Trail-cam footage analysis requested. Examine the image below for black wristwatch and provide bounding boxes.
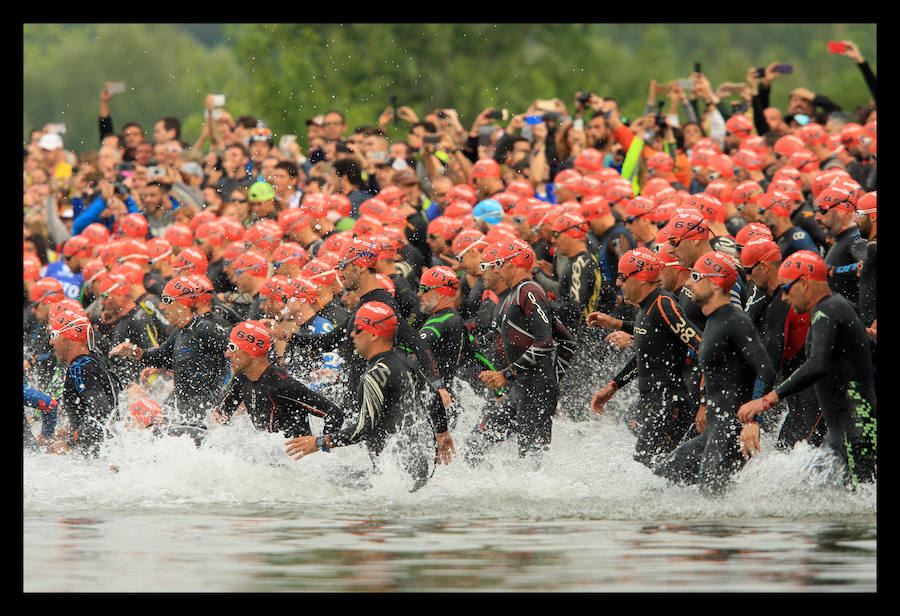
[316,435,330,452]
[502,367,517,381]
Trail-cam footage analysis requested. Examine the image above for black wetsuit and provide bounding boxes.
[135,292,172,341]
[143,270,167,298]
[207,257,236,294]
[328,348,438,492]
[747,285,824,449]
[142,314,230,423]
[791,204,827,255]
[654,302,775,494]
[825,225,869,310]
[612,286,703,466]
[857,239,876,328]
[458,274,485,322]
[774,225,820,260]
[774,293,876,485]
[396,244,426,288]
[390,273,425,324]
[288,287,448,435]
[62,352,120,457]
[216,363,343,438]
[551,249,606,331]
[466,278,567,460]
[98,304,162,386]
[586,223,634,290]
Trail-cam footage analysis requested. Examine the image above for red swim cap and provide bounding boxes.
[229,320,272,357]
[692,251,738,290]
[779,250,827,282]
[129,398,164,427]
[173,247,208,275]
[419,266,459,297]
[739,238,781,269]
[354,301,398,338]
[618,247,660,282]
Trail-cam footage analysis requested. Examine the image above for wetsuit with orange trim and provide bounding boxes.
[611,286,702,466]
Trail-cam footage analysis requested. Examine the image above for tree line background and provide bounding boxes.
[24,23,876,154]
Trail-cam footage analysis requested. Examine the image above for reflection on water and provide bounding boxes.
[24,515,875,592]
[23,405,876,592]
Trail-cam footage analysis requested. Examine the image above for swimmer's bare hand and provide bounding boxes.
[285,435,318,460]
[695,404,707,434]
[591,383,616,415]
[740,422,760,460]
[435,431,456,465]
[586,312,621,329]
[605,331,633,349]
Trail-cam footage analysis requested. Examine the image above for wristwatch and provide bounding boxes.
[502,367,517,382]
[315,435,330,452]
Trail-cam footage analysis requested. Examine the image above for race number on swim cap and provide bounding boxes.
[230,320,272,357]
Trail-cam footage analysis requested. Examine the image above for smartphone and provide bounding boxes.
[524,114,544,125]
[694,62,702,74]
[107,81,126,95]
[756,67,766,78]
[535,99,556,112]
[677,79,695,91]
[146,165,166,178]
[203,109,223,121]
[423,134,442,145]
[827,41,847,53]
[486,109,509,121]
[573,118,584,131]
[279,135,297,151]
[212,94,226,107]
[774,64,793,74]
[390,94,398,126]
[46,123,66,135]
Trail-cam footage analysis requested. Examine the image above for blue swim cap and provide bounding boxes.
[473,199,503,224]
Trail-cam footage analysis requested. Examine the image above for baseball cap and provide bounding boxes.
[39,133,63,151]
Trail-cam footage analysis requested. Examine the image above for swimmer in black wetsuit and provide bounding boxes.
[738,250,876,486]
[589,248,703,467]
[470,239,574,462]
[109,275,230,424]
[213,320,343,438]
[285,301,446,491]
[739,239,824,449]
[815,185,869,309]
[287,239,456,462]
[47,307,120,457]
[653,251,776,495]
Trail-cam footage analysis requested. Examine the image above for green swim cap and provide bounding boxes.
[248,181,275,203]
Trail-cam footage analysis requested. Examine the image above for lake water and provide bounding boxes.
[23,393,877,592]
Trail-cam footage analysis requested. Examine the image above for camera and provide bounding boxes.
[576,92,592,105]
[423,134,442,145]
[436,110,447,119]
[486,109,509,121]
[113,181,130,196]
[541,111,562,123]
[115,162,135,173]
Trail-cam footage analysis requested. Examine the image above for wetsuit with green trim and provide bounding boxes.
[141,314,230,424]
[216,363,343,438]
[61,352,120,457]
[327,347,437,492]
[611,286,702,466]
[654,302,776,494]
[773,293,876,486]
